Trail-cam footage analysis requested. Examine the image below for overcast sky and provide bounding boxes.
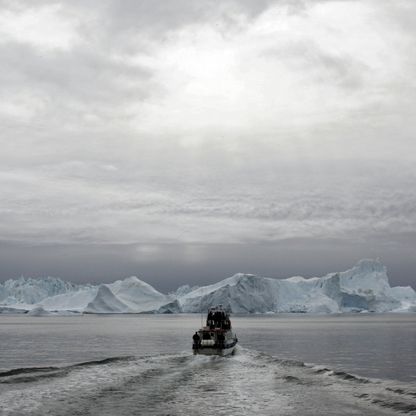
[0,0,415,291]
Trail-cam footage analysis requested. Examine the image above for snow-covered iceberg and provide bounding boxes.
[27,306,52,316]
[85,276,172,313]
[85,285,131,313]
[0,276,81,305]
[177,259,416,313]
[39,286,98,312]
[0,259,415,314]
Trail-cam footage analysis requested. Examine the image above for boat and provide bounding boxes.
[192,305,238,356]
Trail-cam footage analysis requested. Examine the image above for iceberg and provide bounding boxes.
[85,285,131,313]
[85,277,171,313]
[0,259,415,314]
[0,276,81,305]
[27,306,52,316]
[40,287,98,312]
[176,259,416,314]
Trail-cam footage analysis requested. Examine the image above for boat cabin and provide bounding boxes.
[205,305,231,330]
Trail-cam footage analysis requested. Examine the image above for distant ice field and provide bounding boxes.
[0,314,415,416]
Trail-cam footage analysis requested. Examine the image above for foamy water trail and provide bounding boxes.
[0,348,415,416]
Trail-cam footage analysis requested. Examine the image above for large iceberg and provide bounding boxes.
[178,259,416,313]
[85,277,171,313]
[0,259,415,314]
[0,276,81,305]
[40,287,98,312]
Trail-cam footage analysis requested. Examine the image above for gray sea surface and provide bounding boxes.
[0,313,415,415]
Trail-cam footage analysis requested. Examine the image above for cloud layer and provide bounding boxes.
[0,0,415,285]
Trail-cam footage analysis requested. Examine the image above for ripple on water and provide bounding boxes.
[0,349,415,416]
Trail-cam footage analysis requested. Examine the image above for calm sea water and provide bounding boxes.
[0,313,415,415]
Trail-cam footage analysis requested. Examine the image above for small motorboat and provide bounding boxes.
[192,305,238,356]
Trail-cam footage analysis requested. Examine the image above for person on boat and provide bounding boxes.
[217,332,225,348]
[192,332,201,347]
[207,311,214,328]
[214,311,222,327]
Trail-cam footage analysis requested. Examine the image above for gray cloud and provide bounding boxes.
[0,0,415,287]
